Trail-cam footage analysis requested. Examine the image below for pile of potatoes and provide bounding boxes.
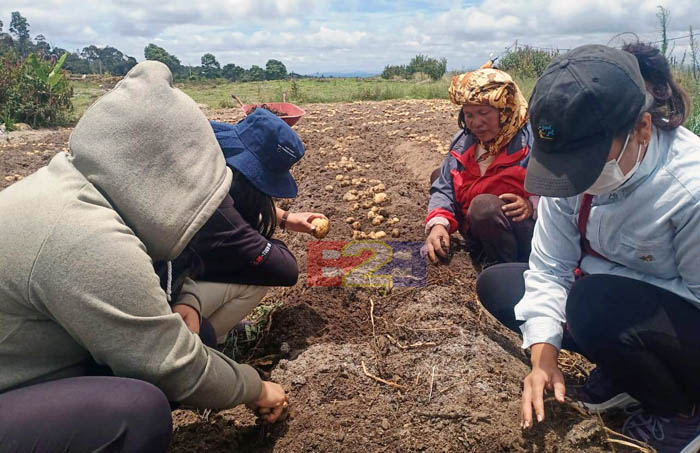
[324,154,401,240]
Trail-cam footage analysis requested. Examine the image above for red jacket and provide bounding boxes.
[426,124,533,234]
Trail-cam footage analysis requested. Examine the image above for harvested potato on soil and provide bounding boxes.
[360,200,374,209]
[373,193,389,204]
[351,221,362,231]
[325,185,334,191]
[350,202,360,211]
[335,175,344,181]
[372,215,384,226]
[371,183,386,193]
[312,218,330,239]
[368,231,387,240]
[345,217,356,224]
[369,179,382,185]
[391,228,401,238]
[343,190,359,201]
[367,211,376,219]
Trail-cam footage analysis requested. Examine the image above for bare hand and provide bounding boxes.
[248,381,289,424]
[286,212,328,235]
[425,224,450,264]
[521,343,565,429]
[499,193,533,222]
[173,304,200,334]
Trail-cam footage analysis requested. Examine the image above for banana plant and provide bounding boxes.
[25,52,67,90]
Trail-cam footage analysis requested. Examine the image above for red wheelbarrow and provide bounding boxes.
[232,93,306,127]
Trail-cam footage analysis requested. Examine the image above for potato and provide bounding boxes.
[352,230,364,240]
[371,183,386,193]
[375,231,387,239]
[325,185,334,192]
[349,202,360,211]
[391,228,401,238]
[367,211,377,219]
[373,193,389,204]
[372,215,384,226]
[335,175,344,181]
[345,217,356,224]
[370,206,380,213]
[360,200,374,209]
[343,191,359,201]
[351,221,362,231]
[369,179,382,185]
[312,218,330,239]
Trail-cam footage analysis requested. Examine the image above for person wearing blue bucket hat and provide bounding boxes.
[154,108,326,349]
[212,108,304,198]
[475,43,700,452]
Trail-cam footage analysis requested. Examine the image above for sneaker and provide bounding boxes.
[622,406,700,453]
[570,367,639,412]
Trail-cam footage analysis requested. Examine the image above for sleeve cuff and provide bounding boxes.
[529,196,540,220]
[173,293,202,322]
[518,316,564,350]
[237,364,264,405]
[425,216,450,235]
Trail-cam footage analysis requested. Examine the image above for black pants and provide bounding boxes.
[0,377,172,453]
[477,263,700,414]
[464,194,535,265]
[429,169,534,265]
[0,318,219,453]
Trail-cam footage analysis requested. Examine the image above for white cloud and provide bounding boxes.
[1,0,697,73]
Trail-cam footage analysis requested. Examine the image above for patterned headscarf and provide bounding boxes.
[448,67,528,156]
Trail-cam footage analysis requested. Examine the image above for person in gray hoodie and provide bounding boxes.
[0,61,287,452]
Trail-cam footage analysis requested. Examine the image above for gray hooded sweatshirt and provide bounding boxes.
[0,61,262,409]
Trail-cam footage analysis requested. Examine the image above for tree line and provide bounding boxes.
[0,11,297,81]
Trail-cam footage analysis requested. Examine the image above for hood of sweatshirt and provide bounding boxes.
[68,61,231,260]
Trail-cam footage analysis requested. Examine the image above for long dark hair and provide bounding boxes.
[623,42,691,131]
[229,169,277,239]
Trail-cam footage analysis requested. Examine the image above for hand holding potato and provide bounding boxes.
[284,212,328,235]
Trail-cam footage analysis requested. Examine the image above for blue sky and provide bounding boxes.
[1,0,696,74]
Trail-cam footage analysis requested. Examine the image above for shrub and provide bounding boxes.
[0,52,73,127]
[498,46,558,79]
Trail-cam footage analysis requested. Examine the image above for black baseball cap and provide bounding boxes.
[525,44,647,197]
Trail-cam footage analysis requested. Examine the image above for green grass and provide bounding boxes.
[70,78,108,120]
[69,76,451,119]
[176,77,451,108]
[69,73,699,136]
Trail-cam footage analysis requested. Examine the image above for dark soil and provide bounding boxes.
[1,100,638,452]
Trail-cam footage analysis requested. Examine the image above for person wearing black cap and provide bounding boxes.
[475,44,699,452]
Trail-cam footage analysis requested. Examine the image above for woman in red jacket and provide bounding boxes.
[425,67,535,269]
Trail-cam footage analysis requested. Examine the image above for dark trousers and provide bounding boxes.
[465,194,535,265]
[0,377,172,453]
[429,169,534,265]
[0,318,219,453]
[477,263,700,414]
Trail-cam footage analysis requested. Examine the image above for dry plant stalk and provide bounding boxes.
[361,360,406,390]
[385,334,437,350]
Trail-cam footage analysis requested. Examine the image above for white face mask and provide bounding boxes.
[585,131,643,196]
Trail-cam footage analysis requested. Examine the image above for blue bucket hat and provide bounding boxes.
[210,108,305,198]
